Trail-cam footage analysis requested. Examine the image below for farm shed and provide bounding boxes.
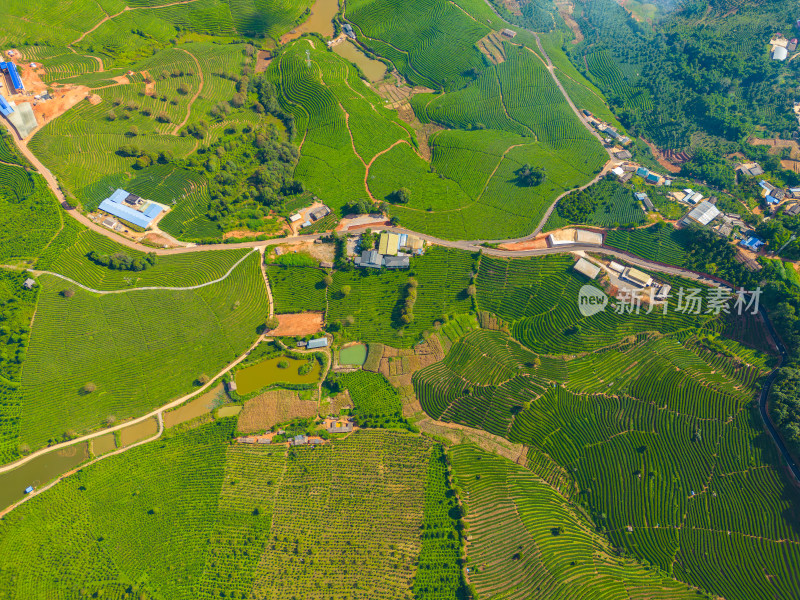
[685,202,720,226]
[645,173,660,184]
[355,249,383,269]
[0,94,13,117]
[378,232,400,256]
[319,261,334,269]
[23,278,36,290]
[636,167,649,178]
[773,46,788,60]
[573,258,600,279]
[0,62,24,91]
[501,28,517,38]
[614,150,632,160]
[98,188,160,229]
[307,337,329,349]
[655,284,671,300]
[226,380,237,392]
[291,434,308,446]
[621,267,652,288]
[383,255,410,269]
[289,213,302,222]
[297,340,308,347]
[342,23,356,39]
[785,203,800,216]
[634,192,654,211]
[608,261,624,273]
[612,166,625,178]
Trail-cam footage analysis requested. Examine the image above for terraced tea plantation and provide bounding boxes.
[409,252,799,600]
[0,424,455,600]
[15,251,269,453]
[450,446,700,599]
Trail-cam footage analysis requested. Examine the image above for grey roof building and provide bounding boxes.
[383,255,410,269]
[356,250,383,269]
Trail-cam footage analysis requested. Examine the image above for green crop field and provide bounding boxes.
[327,246,475,346]
[36,221,251,291]
[269,22,605,240]
[15,251,269,453]
[0,423,457,600]
[407,248,798,600]
[451,445,699,599]
[605,223,691,267]
[544,178,647,231]
[0,163,62,265]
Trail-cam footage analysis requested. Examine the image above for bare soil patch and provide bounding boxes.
[555,0,583,43]
[499,235,549,251]
[238,389,318,433]
[274,239,335,262]
[142,232,182,248]
[87,94,102,105]
[255,51,273,73]
[641,138,682,173]
[477,32,507,65]
[271,312,325,337]
[749,137,800,159]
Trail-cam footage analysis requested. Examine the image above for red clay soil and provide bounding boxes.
[499,236,550,251]
[270,312,324,336]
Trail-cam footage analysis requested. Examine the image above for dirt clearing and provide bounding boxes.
[255,51,272,73]
[270,312,324,336]
[238,389,319,432]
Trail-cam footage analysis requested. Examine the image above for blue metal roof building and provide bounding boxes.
[97,188,160,229]
[307,337,328,349]
[0,62,24,92]
[0,95,13,117]
[143,203,163,219]
[636,167,649,178]
[739,236,764,251]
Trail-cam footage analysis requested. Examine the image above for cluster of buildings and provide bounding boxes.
[611,163,670,186]
[354,231,422,270]
[0,58,25,119]
[236,417,356,447]
[290,204,331,229]
[97,188,164,229]
[573,257,670,297]
[634,191,654,212]
[581,109,631,145]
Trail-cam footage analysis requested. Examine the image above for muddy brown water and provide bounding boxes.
[333,40,386,82]
[118,417,159,447]
[164,383,225,428]
[281,0,339,42]
[0,442,89,511]
[92,433,117,456]
[236,356,321,395]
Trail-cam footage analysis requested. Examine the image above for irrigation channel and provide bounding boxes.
[0,7,796,513]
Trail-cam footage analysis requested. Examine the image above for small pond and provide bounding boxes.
[0,442,89,511]
[339,343,367,366]
[119,417,159,447]
[164,383,225,428]
[333,40,387,82]
[236,356,321,395]
[281,0,339,42]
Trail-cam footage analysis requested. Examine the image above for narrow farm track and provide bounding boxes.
[171,48,204,135]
